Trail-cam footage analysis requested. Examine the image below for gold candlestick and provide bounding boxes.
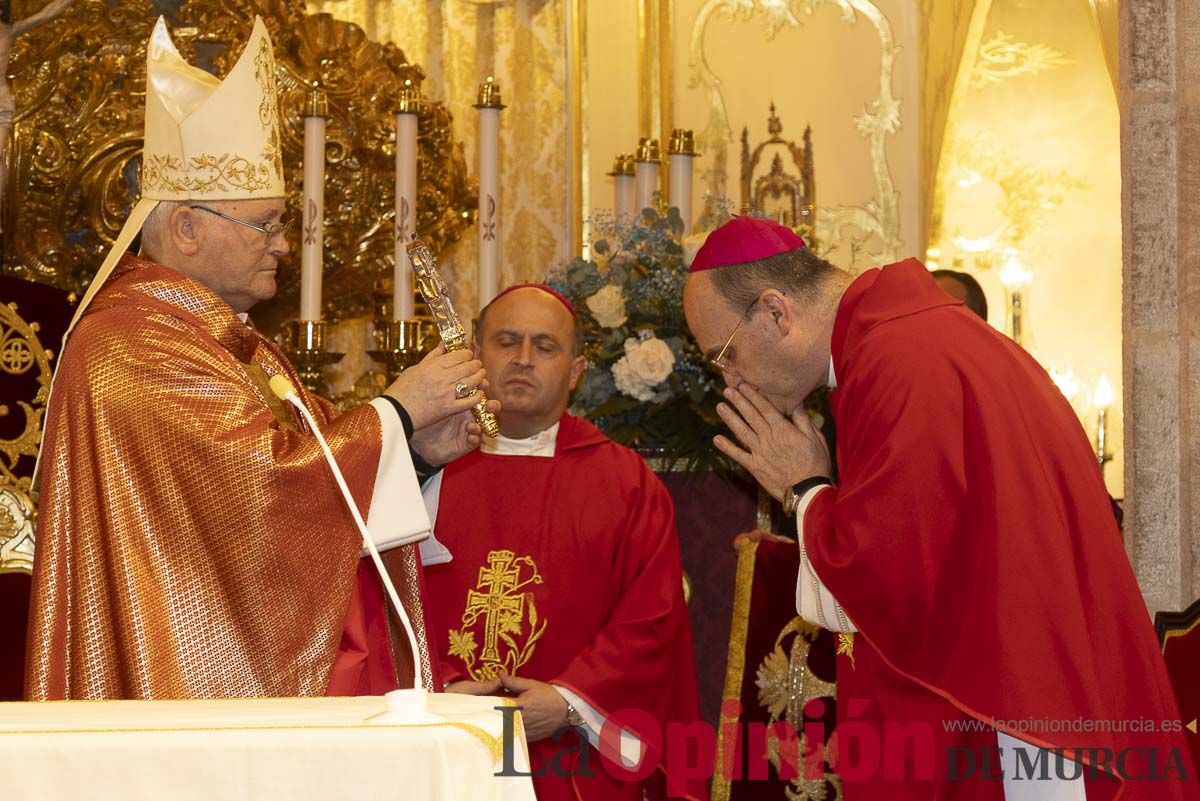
[368,318,435,382]
[1096,408,1112,471]
[287,320,343,395]
[1093,374,1114,474]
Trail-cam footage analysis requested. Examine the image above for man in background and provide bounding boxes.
[932,268,988,320]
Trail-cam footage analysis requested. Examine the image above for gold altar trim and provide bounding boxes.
[711,539,758,801]
[1161,616,1200,651]
[638,0,673,144]
[0,294,57,574]
[569,0,587,256]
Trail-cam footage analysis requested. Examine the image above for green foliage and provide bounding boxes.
[546,207,731,474]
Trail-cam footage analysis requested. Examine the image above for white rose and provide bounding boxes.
[610,335,676,402]
[612,358,655,402]
[625,335,675,386]
[587,284,627,328]
[682,232,709,269]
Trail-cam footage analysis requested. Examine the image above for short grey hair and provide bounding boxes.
[140,200,185,257]
[709,246,837,311]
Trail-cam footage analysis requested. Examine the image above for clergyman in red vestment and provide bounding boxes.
[422,285,707,801]
[683,216,1198,801]
[26,16,492,701]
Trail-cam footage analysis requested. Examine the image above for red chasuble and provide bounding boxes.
[424,414,706,801]
[803,260,1197,800]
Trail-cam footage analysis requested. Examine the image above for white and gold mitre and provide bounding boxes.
[141,15,284,200]
[34,16,288,488]
[68,15,285,332]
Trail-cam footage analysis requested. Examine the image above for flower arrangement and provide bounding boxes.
[545,204,731,472]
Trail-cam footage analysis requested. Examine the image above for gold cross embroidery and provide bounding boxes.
[463,550,527,663]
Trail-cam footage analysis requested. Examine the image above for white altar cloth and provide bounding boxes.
[0,693,535,801]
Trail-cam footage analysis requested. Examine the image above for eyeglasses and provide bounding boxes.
[190,205,292,240]
[709,297,761,372]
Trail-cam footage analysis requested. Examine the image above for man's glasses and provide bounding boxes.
[190,205,292,240]
[709,297,761,372]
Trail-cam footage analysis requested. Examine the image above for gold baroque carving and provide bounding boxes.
[4,0,475,336]
[687,0,901,265]
[0,299,52,575]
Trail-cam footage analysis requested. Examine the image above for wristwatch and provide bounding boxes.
[782,476,833,516]
[564,701,585,728]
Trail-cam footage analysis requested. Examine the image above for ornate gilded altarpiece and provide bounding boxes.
[3,0,476,335]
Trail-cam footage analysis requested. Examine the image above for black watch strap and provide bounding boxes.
[792,475,833,499]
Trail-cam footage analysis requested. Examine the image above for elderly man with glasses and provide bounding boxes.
[26,17,492,702]
[682,216,1196,801]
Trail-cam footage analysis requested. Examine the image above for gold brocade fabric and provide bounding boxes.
[26,254,395,700]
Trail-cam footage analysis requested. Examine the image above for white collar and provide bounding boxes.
[481,421,560,457]
[828,357,838,390]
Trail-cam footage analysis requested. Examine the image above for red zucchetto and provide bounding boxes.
[486,283,577,317]
[688,216,806,273]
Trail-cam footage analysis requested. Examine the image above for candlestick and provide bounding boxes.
[999,250,1033,348]
[608,154,636,221]
[394,80,421,321]
[475,76,505,309]
[667,129,699,236]
[634,137,662,214]
[287,320,343,394]
[300,87,328,322]
[369,319,434,381]
[1094,373,1114,470]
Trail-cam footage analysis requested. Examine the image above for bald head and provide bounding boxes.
[475,287,587,439]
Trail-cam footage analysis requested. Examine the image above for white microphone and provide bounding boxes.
[269,374,426,692]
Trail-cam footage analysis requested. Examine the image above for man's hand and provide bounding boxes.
[385,345,487,430]
[409,393,501,467]
[444,678,503,695]
[714,384,831,502]
[498,674,569,742]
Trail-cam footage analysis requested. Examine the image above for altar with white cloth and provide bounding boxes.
[0,693,535,801]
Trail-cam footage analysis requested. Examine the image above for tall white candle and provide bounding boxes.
[609,153,635,221]
[394,81,420,321]
[667,129,698,236]
[476,76,505,309]
[634,138,662,213]
[668,154,692,232]
[634,154,659,215]
[614,174,635,220]
[300,89,327,322]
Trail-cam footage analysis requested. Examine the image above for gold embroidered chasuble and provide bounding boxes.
[25,253,424,700]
